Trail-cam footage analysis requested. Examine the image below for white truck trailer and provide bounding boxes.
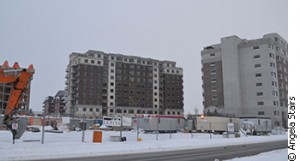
[196,116,240,134]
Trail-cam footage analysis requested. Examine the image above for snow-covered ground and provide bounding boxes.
[0,128,287,161]
[225,149,287,161]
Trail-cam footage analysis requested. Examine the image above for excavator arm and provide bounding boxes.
[0,61,34,133]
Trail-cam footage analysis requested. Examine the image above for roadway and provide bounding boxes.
[41,140,287,161]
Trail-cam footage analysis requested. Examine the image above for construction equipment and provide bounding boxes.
[0,60,34,140]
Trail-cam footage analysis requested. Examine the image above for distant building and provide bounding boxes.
[0,65,31,114]
[65,50,184,118]
[43,90,66,117]
[201,33,288,128]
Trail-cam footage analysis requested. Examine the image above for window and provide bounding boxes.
[257,92,263,96]
[279,82,284,88]
[110,102,114,106]
[210,53,215,57]
[89,108,93,112]
[254,64,261,68]
[91,60,95,64]
[84,59,88,63]
[97,61,101,65]
[211,78,217,83]
[212,95,218,100]
[255,73,262,77]
[253,46,259,50]
[254,55,260,59]
[83,108,86,112]
[211,70,216,74]
[211,85,217,91]
[96,108,99,112]
[256,82,262,86]
[110,82,114,86]
[258,111,265,115]
[110,96,114,99]
[257,102,264,106]
[272,81,277,87]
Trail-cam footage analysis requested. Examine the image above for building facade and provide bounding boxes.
[65,50,184,118]
[43,90,66,117]
[201,33,288,128]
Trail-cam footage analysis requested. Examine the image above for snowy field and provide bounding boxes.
[0,128,287,161]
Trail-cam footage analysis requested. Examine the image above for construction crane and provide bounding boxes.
[0,60,34,140]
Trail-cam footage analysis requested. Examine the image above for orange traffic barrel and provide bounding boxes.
[93,131,102,143]
[28,117,34,125]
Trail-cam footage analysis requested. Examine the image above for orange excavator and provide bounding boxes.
[0,60,34,139]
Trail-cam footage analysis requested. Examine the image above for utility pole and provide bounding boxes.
[41,110,45,144]
[136,118,139,141]
[156,118,159,140]
[120,116,123,139]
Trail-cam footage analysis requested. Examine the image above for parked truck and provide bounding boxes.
[240,116,271,135]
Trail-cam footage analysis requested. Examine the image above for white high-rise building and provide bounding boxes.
[201,33,288,127]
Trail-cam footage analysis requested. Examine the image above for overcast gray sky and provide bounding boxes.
[0,0,287,114]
